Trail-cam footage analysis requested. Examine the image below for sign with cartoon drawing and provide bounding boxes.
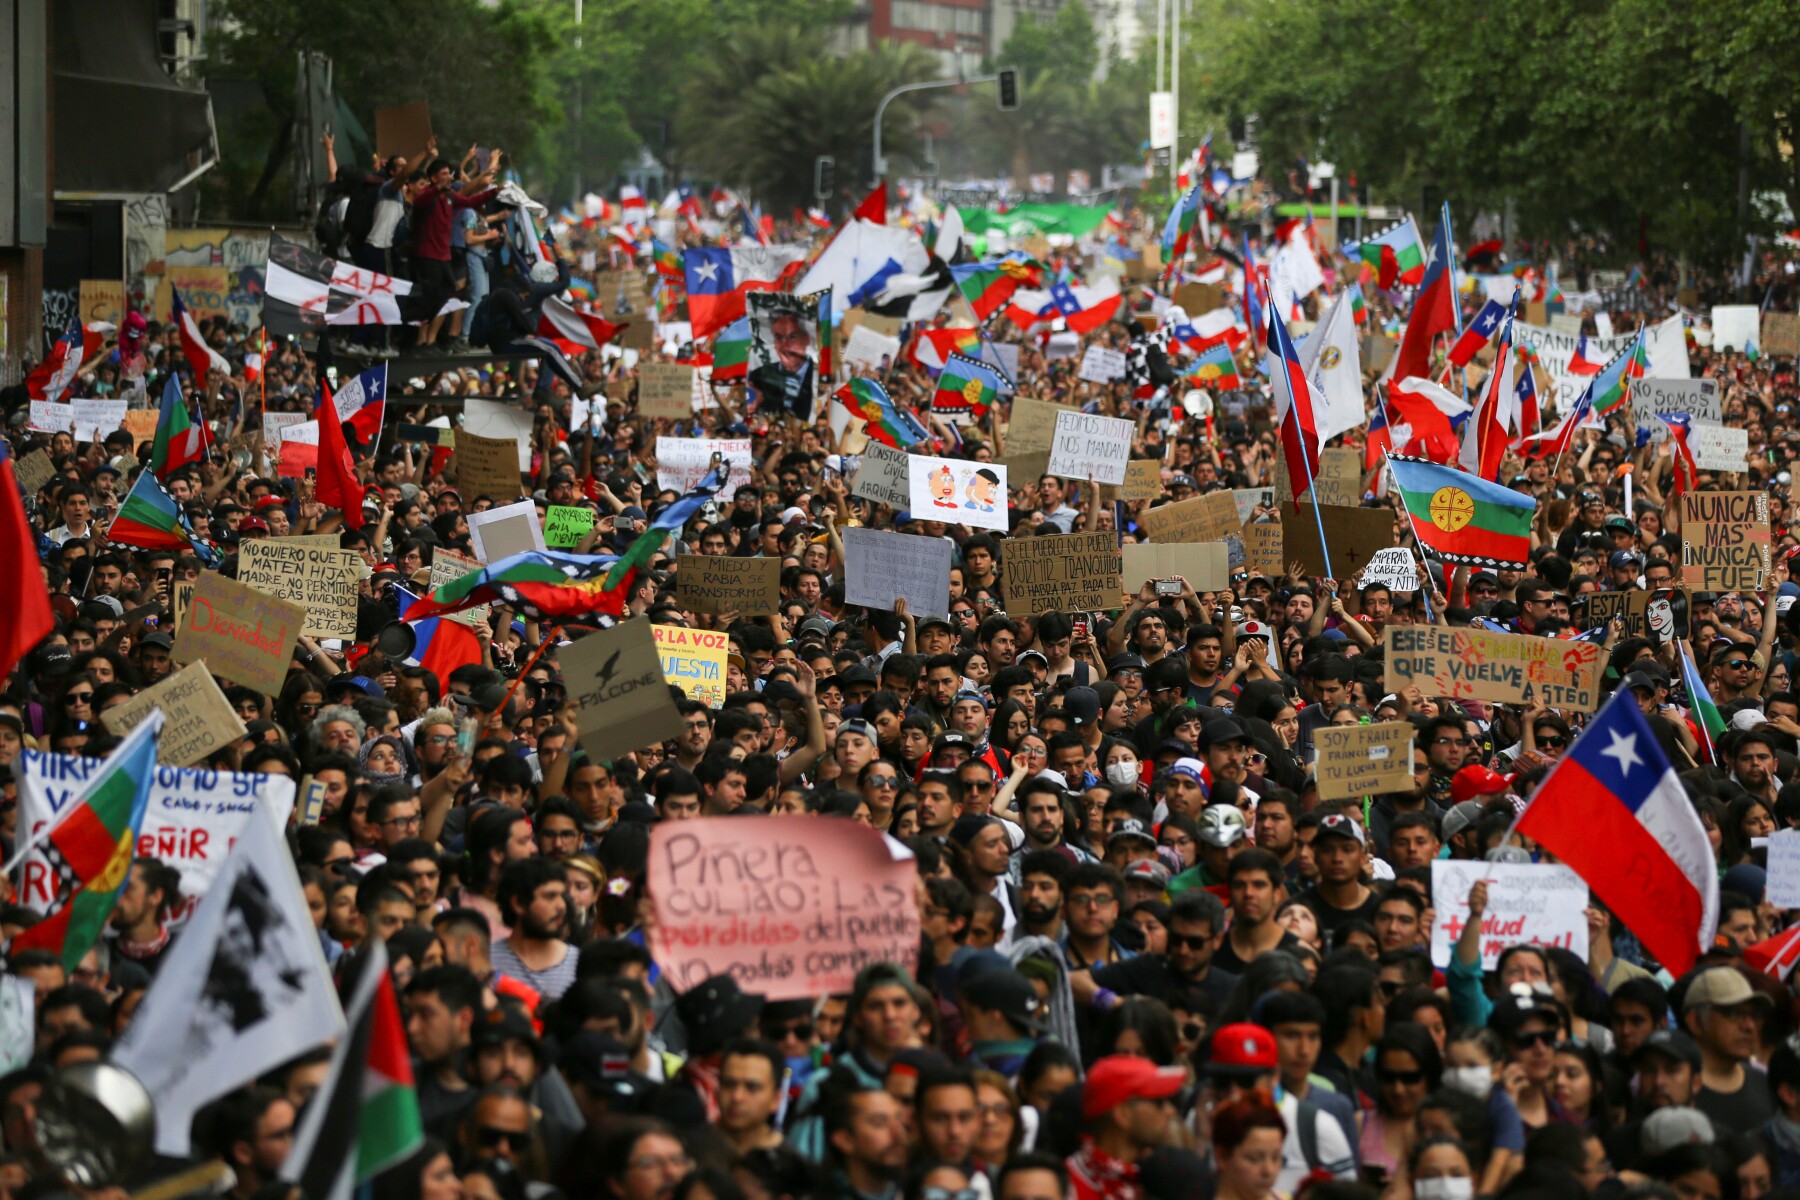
[907,455,1009,531]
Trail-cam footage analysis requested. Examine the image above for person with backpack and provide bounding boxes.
[1201,1022,1356,1192]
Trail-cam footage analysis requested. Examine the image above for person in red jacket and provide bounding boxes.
[410,156,500,351]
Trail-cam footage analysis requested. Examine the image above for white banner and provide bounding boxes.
[1430,860,1588,969]
[656,436,753,500]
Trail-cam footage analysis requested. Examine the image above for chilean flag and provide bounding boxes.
[171,287,229,381]
[1266,303,1321,508]
[1460,312,1516,481]
[1047,278,1123,334]
[329,364,388,456]
[537,295,626,354]
[1658,412,1700,500]
[25,323,85,403]
[682,245,809,337]
[395,586,484,684]
[1448,298,1507,367]
[1514,351,1541,435]
[619,185,647,216]
[1566,334,1605,376]
[1391,208,1458,387]
[1744,926,1800,981]
[1515,687,1718,978]
[1171,307,1247,355]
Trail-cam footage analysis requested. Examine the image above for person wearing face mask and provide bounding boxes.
[1100,741,1142,791]
[1405,1134,1479,1200]
[1442,1028,1527,1197]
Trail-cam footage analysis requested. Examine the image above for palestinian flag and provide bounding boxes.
[1358,218,1426,290]
[1589,331,1648,415]
[1388,455,1534,569]
[283,941,423,1200]
[149,372,206,480]
[932,353,1002,419]
[952,255,1039,320]
[1185,344,1242,390]
[13,712,161,969]
[712,318,752,381]
[835,378,928,447]
[108,468,194,552]
[1347,282,1369,326]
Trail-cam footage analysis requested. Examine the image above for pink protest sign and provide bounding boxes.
[647,815,921,999]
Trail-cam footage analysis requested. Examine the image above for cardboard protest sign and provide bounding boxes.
[17,750,296,927]
[657,436,753,500]
[1681,491,1770,592]
[1384,625,1604,711]
[1047,410,1133,484]
[1689,425,1749,473]
[1282,503,1395,580]
[1632,377,1720,443]
[647,815,921,999]
[843,527,953,618]
[652,625,729,708]
[121,409,160,447]
[1243,521,1285,577]
[1274,446,1361,506]
[1233,488,1274,526]
[374,102,433,159]
[12,449,53,496]
[431,548,489,627]
[543,505,597,548]
[1121,543,1229,592]
[100,660,248,766]
[79,279,125,327]
[174,574,303,696]
[1361,546,1421,592]
[1142,491,1241,544]
[1582,588,1688,644]
[1001,532,1121,615]
[639,363,696,419]
[1430,860,1588,970]
[1315,722,1415,801]
[675,555,782,615]
[1077,346,1128,383]
[455,429,524,502]
[1762,312,1800,360]
[1173,283,1226,316]
[850,442,913,510]
[564,621,685,761]
[1099,459,1163,502]
[907,455,1007,532]
[468,499,547,564]
[236,540,360,639]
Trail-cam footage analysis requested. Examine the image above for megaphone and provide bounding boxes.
[375,620,417,660]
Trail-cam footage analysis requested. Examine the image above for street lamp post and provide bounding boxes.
[871,68,1015,187]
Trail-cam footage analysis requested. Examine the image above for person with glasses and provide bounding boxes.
[457,1086,546,1181]
[367,788,426,853]
[1418,715,1472,805]
[1491,990,1573,1132]
[1360,1025,1444,1186]
[203,1086,297,1200]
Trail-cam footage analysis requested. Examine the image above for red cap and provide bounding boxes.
[1451,765,1511,806]
[238,516,269,534]
[1207,1022,1278,1074]
[1081,1054,1187,1119]
[254,495,284,510]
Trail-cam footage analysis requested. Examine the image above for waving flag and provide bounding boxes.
[1588,331,1648,416]
[1387,376,1470,463]
[711,317,753,381]
[1460,308,1517,481]
[149,373,207,479]
[1515,688,1718,977]
[25,323,86,404]
[1448,298,1508,367]
[330,364,388,454]
[1515,350,1542,435]
[1358,218,1426,289]
[170,287,230,380]
[1392,209,1459,387]
[683,245,810,337]
[1160,186,1204,268]
[853,184,887,224]
[932,353,1003,419]
[0,440,54,687]
[538,295,626,353]
[835,378,929,447]
[1185,343,1241,389]
[619,184,647,216]
[953,254,1040,320]
[1567,334,1605,376]
[911,326,981,372]
[1267,305,1321,508]
[394,586,483,684]
[1658,412,1700,501]
[10,712,161,969]
[1002,289,1055,330]
[1388,455,1533,568]
[1677,637,1723,762]
[108,468,195,552]
[1347,282,1369,326]
[1171,307,1246,354]
[1047,277,1123,334]
[1744,926,1800,982]
[314,385,366,531]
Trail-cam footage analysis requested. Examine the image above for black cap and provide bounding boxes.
[1631,1029,1702,1072]
[1200,716,1250,749]
[673,974,765,1056]
[959,968,1048,1033]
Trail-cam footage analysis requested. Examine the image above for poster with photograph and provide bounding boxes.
[747,291,824,423]
[907,455,1008,532]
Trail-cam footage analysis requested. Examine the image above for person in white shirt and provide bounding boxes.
[1201,1021,1357,1192]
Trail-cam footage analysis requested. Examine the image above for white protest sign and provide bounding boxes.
[843,324,902,369]
[463,397,535,470]
[1429,860,1588,969]
[656,436,753,500]
[1045,331,1080,360]
[17,749,297,927]
[468,498,548,564]
[1689,425,1749,473]
[0,977,31,1073]
[72,398,127,442]
[1361,546,1420,592]
[907,455,1008,532]
[1767,829,1800,909]
[28,401,73,434]
[1633,377,1721,444]
[263,412,308,461]
[988,341,1021,382]
[1712,305,1761,352]
[1645,314,1691,380]
[1593,312,1614,340]
[1077,345,1128,383]
[843,527,952,619]
[850,441,912,510]
[1047,410,1134,485]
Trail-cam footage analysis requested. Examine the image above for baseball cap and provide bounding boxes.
[1123,860,1171,890]
[1631,1029,1703,1072]
[1641,1107,1714,1156]
[1683,967,1772,1014]
[1106,653,1147,674]
[1062,686,1101,727]
[1314,813,1366,847]
[139,632,174,651]
[1442,800,1487,840]
[959,968,1048,1033]
[1621,671,1661,695]
[1451,765,1511,806]
[1609,550,1641,569]
[1106,817,1157,849]
[797,615,834,640]
[1200,716,1250,749]
[931,731,974,755]
[836,718,878,744]
[238,515,269,535]
[1081,1054,1188,1119]
[1235,619,1273,641]
[1205,1022,1278,1077]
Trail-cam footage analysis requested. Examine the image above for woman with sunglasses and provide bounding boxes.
[276,673,328,739]
[1361,1025,1444,1187]
[1492,993,1573,1133]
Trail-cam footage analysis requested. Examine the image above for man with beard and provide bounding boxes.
[1017,849,1072,941]
[489,858,579,1001]
[1017,778,1071,856]
[823,1074,910,1200]
[1213,849,1302,973]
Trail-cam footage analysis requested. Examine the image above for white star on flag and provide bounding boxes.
[694,260,720,284]
[1600,730,1642,776]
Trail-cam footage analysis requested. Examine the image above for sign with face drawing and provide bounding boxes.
[907,455,1009,531]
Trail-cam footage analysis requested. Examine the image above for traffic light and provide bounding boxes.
[996,67,1019,111]
[814,155,834,201]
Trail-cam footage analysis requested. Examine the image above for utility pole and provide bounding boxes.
[1170,0,1181,195]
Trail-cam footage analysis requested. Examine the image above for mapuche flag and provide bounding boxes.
[149,372,207,480]
[952,255,1040,321]
[108,468,196,552]
[932,354,1002,419]
[835,378,929,448]
[1387,455,1534,569]
[11,711,162,969]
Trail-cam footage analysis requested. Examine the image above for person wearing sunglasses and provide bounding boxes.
[1491,990,1573,1132]
[455,1086,541,1176]
[1362,1025,1444,1187]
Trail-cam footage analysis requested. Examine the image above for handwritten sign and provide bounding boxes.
[1047,410,1133,485]
[1233,488,1275,526]
[72,399,126,443]
[851,442,913,510]
[1077,345,1127,383]
[1142,490,1241,544]
[565,621,685,761]
[431,548,489,627]
[652,624,728,708]
[100,661,249,766]
[657,436,753,500]
[236,540,360,639]
[1243,521,1284,577]
[639,363,696,419]
[1361,546,1421,592]
[1098,459,1162,502]
[544,505,597,548]
[675,555,782,615]
[29,401,72,434]
[1282,503,1395,579]
[1315,722,1415,801]
[13,449,54,496]
[1688,424,1749,473]
[843,527,952,619]
[1632,377,1720,443]
[173,575,303,696]
[647,815,921,999]
[843,324,901,369]
[1121,543,1229,592]
[455,429,523,502]
[1430,860,1588,970]
[1765,829,1800,909]
[1384,625,1603,711]
[1001,531,1121,615]
[1681,491,1770,592]
[1274,446,1362,507]
[1762,312,1800,360]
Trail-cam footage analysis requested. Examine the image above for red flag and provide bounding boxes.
[314,388,365,531]
[1392,219,1458,389]
[853,184,887,225]
[0,443,53,685]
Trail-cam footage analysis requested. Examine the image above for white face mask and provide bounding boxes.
[1415,1177,1474,1200]
[1442,1064,1492,1099]
[1105,761,1140,786]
